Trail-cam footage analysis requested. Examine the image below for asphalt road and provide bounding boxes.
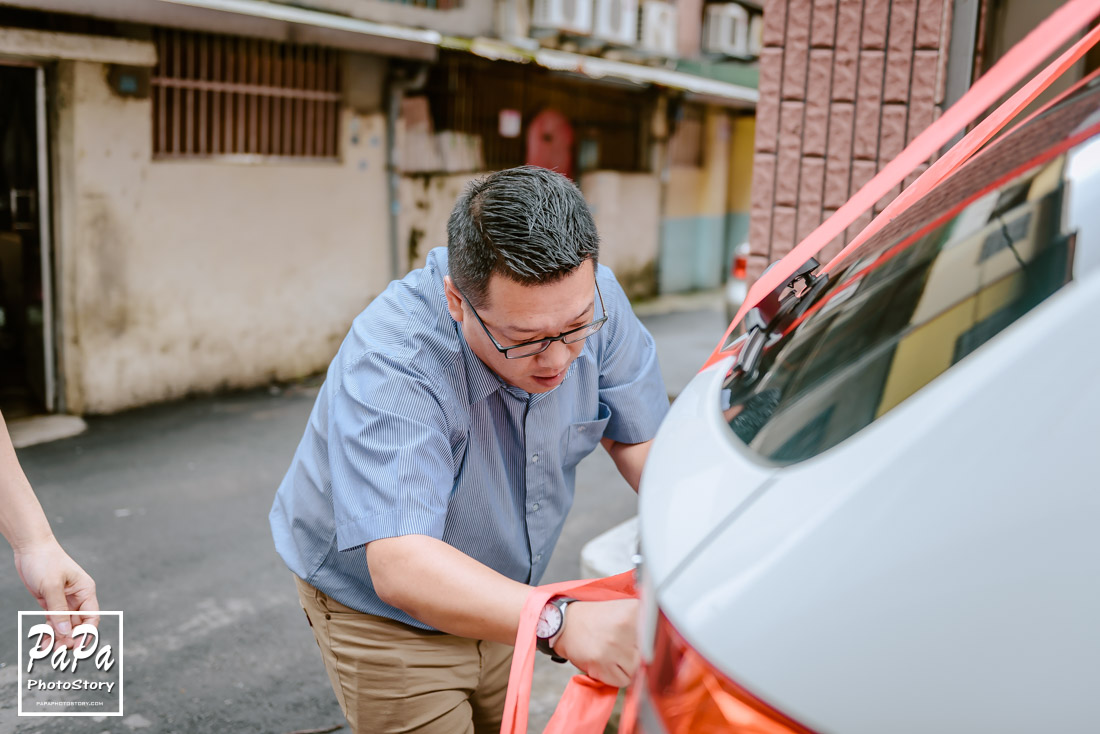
[0,302,726,734]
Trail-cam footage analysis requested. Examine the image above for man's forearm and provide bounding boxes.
[601,438,653,492]
[366,534,531,644]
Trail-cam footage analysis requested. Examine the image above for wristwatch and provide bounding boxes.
[535,596,577,663]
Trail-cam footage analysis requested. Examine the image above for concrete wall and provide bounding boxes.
[579,171,661,300]
[53,57,390,414]
[399,172,482,273]
[660,105,733,293]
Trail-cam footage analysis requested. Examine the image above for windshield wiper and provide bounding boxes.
[730,257,829,380]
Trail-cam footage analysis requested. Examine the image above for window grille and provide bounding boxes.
[151,29,341,159]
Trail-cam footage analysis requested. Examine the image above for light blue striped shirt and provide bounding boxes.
[269,247,668,630]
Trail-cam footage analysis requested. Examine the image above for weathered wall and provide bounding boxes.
[579,171,661,300]
[399,172,482,273]
[750,0,953,280]
[54,58,390,414]
[660,105,735,293]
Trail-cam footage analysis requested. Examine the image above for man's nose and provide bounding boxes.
[538,339,572,370]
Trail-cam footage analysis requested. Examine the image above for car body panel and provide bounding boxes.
[638,357,776,588]
[653,270,1100,733]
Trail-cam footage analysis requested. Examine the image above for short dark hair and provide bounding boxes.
[447,166,599,308]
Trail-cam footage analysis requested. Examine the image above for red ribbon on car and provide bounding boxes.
[703,0,1100,370]
[500,571,636,734]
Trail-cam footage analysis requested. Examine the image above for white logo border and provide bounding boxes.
[17,610,124,717]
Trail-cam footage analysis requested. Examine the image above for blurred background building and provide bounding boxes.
[0,0,759,417]
[1,0,1089,420]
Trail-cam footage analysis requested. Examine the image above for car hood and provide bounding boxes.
[638,356,777,588]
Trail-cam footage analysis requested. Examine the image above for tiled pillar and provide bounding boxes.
[748,0,953,280]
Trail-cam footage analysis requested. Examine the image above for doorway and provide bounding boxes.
[0,63,54,417]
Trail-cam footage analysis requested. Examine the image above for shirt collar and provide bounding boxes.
[458,325,510,405]
[434,250,507,405]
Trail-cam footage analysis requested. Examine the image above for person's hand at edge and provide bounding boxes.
[1,410,100,649]
[13,536,100,648]
[552,598,641,688]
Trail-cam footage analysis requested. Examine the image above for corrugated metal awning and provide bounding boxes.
[0,0,440,60]
[1,0,756,105]
[156,0,441,46]
[448,36,758,108]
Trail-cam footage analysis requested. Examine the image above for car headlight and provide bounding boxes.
[629,610,817,734]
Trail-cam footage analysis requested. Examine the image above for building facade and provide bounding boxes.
[747,0,1091,283]
[0,0,761,416]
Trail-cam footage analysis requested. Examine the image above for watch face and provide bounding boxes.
[536,603,563,639]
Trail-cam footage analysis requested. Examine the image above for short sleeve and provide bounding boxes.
[328,351,454,553]
[595,266,670,444]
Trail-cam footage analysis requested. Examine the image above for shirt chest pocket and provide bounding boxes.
[562,402,611,468]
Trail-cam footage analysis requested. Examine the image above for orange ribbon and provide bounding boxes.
[500,572,635,734]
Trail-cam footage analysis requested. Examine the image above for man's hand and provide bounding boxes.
[553,598,640,688]
[13,537,100,649]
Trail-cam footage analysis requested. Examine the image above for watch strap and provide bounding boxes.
[536,636,567,663]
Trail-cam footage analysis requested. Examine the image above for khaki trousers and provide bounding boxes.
[295,575,514,734]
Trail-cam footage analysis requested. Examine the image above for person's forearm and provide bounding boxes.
[366,534,532,644]
[0,413,54,551]
[601,438,653,492]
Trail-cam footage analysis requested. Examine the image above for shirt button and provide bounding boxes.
[532,454,539,463]
[535,553,543,562]
[577,425,585,432]
[532,502,540,511]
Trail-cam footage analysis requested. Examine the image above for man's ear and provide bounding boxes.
[443,276,464,323]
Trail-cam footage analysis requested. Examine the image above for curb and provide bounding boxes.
[9,414,88,448]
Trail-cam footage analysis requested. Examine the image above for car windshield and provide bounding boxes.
[720,76,1100,466]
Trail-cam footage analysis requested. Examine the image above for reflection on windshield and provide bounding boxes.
[1066,135,1100,276]
[721,151,1078,465]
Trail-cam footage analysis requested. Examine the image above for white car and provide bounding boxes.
[631,78,1100,732]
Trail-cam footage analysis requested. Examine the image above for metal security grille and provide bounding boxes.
[151,29,341,159]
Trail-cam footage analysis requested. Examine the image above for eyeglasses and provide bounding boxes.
[458,281,608,359]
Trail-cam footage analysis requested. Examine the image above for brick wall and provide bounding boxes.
[748,0,954,280]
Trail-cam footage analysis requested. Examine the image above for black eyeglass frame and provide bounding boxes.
[457,280,608,359]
